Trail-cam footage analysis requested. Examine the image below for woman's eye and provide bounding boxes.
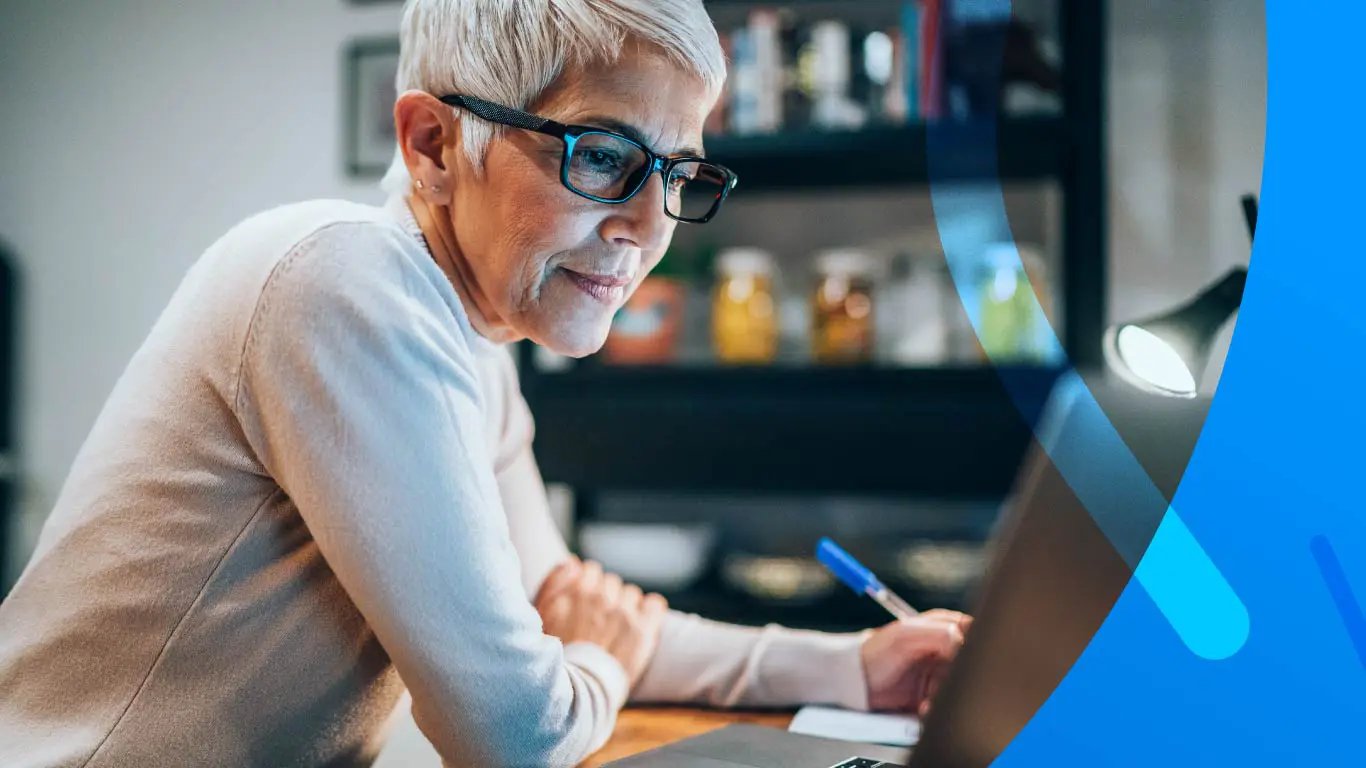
[577,149,623,172]
[667,171,694,192]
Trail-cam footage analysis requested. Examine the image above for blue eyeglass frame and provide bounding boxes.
[437,93,738,224]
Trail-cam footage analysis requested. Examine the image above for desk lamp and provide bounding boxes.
[1103,195,1256,398]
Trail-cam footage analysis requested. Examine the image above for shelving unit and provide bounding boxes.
[521,362,1062,496]
[520,1,1107,628]
[706,118,1067,190]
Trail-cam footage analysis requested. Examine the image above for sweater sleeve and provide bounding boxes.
[630,615,870,711]
[486,347,873,712]
[234,223,625,767]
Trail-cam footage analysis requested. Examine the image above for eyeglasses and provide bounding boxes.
[438,93,738,224]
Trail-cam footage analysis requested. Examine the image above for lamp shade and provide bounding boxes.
[1104,266,1247,398]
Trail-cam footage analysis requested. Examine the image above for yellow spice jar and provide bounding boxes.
[712,248,778,364]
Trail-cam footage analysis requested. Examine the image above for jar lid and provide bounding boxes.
[814,248,876,277]
[717,247,775,276]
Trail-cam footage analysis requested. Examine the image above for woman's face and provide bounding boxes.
[446,46,716,357]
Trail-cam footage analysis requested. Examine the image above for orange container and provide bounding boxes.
[604,276,685,364]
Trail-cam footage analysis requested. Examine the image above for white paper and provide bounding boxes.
[788,705,921,747]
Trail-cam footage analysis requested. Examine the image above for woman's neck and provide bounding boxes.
[405,191,521,345]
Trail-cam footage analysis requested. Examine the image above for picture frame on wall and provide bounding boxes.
[344,37,401,177]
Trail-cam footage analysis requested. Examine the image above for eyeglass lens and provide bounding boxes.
[566,132,726,221]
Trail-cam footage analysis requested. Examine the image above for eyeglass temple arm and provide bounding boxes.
[438,94,567,138]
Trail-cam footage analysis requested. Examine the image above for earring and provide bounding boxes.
[415,179,425,189]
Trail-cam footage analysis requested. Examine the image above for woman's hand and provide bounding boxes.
[860,609,972,716]
[534,556,669,687]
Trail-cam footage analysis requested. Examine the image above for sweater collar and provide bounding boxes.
[384,192,502,357]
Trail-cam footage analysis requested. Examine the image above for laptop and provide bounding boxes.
[607,374,1208,768]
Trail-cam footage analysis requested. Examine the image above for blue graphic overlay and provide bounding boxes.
[987,1,1366,762]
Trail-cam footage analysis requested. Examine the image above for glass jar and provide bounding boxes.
[812,249,876,364]
[712,248,778,364]
[976,242,1058,362]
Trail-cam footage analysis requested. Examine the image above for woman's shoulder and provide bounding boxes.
[172,197,464,362]
[234,197,455,313]
[192,197,437,298]
[224,198,414,266]
[225,199,483,385]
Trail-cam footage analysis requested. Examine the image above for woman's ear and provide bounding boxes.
[394,90,459,202]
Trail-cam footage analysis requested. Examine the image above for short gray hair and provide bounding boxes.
[379,0,726,195]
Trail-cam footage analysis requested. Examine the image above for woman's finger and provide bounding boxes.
[894,620,964,659]
[921,609,965,623]
[542,593,573,624]
[534,556,582,610]
[620,582,644,609]
[923,609,973,635]
[642,592,669,615]
[576,560,605,596]
[601,571,624,607]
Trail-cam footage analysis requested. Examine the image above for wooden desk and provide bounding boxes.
[581,707,793,767]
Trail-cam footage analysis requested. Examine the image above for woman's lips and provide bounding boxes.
[559,267,631,305]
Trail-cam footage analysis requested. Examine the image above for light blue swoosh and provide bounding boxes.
[1136,511,1251,660]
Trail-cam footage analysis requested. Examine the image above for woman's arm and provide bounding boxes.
[485,349,871,711]
[631,613,871,710]
[236,224,625,767]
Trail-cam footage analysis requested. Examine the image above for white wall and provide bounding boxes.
[0,0,402,573]
[1108,0,1265,386]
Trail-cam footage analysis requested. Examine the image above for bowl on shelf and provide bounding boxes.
[895,539,987,598]
[721,553,837,605]
[578,522,716,592]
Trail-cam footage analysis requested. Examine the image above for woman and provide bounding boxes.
[0,1,970,766]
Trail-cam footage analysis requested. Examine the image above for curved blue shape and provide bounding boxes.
[1135,511,1250,660]
[1309,535,1366,669]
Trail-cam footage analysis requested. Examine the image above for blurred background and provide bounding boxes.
[0,0,1260,708]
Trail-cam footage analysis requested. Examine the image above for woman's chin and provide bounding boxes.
[534,320,612,359]
[525,276,621,357]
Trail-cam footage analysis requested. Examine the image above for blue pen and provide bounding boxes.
[817,537,919,622]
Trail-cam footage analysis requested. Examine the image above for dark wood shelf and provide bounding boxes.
[705,118,1068,191]
[523,363,1064,497]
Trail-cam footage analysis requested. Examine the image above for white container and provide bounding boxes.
[880,252,950,365]
[750,9,784,133]
[808,21,866,130]
[578,523,716,592]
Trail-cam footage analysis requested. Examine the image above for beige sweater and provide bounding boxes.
[0,195,868,768]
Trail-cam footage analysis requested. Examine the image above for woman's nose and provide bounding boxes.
[598,175,672,252]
